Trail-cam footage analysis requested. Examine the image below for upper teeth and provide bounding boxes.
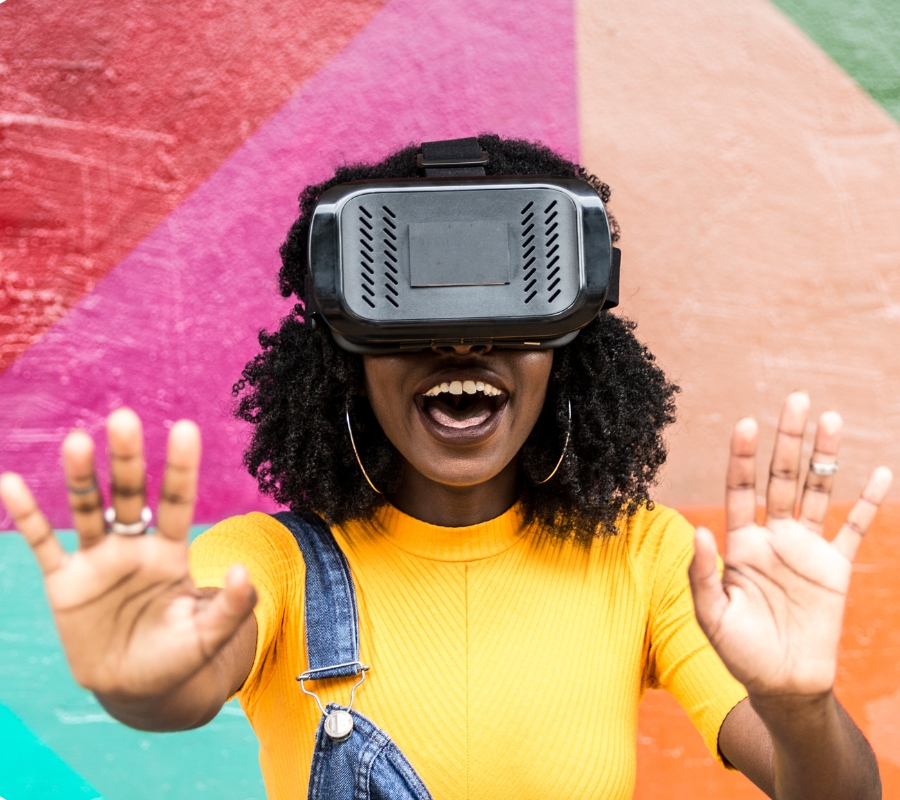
[424,380,503,397]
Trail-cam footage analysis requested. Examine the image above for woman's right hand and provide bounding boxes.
[0,408,257,728]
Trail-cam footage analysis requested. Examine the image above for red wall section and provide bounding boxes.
[0,0,388,372]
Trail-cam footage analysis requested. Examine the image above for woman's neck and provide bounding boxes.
[389,458,519,527]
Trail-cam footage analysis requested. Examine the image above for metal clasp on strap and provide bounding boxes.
[296,661,370,717]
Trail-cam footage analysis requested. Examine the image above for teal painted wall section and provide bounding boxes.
[770,0,900,121]
[0,530,265,799]
[0,704,102,800]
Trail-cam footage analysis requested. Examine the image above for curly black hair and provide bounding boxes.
[233,134,679,541]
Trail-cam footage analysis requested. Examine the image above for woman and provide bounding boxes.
[0,136,892,799]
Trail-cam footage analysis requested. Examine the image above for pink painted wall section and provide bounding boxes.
[0,0,578,528]
[576,0,900,505]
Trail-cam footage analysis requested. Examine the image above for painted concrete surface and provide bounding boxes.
[0,0,579,529]
[0,0,390,372]
[577,0,900,506]
[0,704,103,799]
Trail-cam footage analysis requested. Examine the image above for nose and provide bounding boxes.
[430,342,494,356]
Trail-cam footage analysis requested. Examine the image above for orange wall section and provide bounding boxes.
[576,0,900,506]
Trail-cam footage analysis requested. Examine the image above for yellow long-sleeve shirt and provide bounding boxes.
[189,502,747,799]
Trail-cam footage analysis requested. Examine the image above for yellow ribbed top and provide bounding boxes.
[189,503,746,799]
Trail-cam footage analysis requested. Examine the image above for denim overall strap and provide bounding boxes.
[272,511,434,800]
[271,511,363,681]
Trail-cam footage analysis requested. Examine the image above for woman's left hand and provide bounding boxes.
[689,392,893,698]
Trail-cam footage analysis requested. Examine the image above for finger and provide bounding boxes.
[726,417,758,532]
[193,565,257,660]
[155,421,201,542]
[766,392,810,522]
[0,472,67,575]
[797,411,841,535]
[831,466,893,561]
[689,527,729,637]
[107,408,146,526]
[62,431,106,548]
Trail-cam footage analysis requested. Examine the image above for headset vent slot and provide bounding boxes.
[359,206,377,308]
[520,198,563,306]
[382,206,400,309]
[544,200,559,304]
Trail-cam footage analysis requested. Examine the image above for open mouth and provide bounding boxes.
[415,379,509,438]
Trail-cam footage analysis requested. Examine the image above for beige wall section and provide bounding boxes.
[577,0,900,505]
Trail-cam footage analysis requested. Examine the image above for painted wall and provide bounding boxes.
[1,0,899,796]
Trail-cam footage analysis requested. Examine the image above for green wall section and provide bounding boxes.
[0,530,265,799]
[771,0,900,122]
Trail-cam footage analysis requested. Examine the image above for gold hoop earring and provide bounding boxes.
[534,399,571,485]
[346,410,382,495]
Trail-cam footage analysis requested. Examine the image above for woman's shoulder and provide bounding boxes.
[191,511,299,551]
[617,502,697,577]
[189,511,305,589]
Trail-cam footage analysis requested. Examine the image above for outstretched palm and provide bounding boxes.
[0,409,256,704]
[690,393,892,698]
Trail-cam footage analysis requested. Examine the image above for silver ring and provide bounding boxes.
[809,460,838,477]
[104,505,153,535]
[66,481,98,496]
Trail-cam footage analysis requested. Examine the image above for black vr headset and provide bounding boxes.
[304,137,621,354]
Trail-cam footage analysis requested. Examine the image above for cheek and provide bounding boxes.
[361,358,407,437]
[361,356,437,466]
[513,353,554,420]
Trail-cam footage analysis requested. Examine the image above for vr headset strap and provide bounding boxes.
[304,272,321,330]
[603,247,621,310]
[419,137,488,177]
